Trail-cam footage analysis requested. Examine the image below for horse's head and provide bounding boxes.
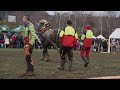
[37,19,50,30]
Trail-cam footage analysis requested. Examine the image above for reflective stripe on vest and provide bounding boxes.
[86,30,93,38]
[64,26,75,36]
[81,30,93,40]
[60,26,78,39]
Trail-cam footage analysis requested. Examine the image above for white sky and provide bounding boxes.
[46,11,120,17]
[46,11,104,15]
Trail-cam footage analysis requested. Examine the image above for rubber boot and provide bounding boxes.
[81,56,87,63]
[84,58,89,67]
[65,54,68,62]
[58,59,65,70]
[84,58,90,67]
[68,60,72,71]
[81,56,89,67]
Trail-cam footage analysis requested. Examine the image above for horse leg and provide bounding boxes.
[40,46,45,61]
[44,47,50,62]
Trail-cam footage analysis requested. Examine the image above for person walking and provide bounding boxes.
[80,24,93,67]
[58,20,78,70]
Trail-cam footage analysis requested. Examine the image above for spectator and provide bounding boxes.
[98,38,102,52]
[91,38,95,52]
[111,39,116,53]
[5,34,9,48]
[0,32,5,48]
[9,33,13,48]
[12,33,17,48]
[102,39,108,52]
[16,33,22,48]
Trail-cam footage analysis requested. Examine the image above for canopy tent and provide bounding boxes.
[12,25,25,32]
[0,25,10,32]
[97,34,105,39]
[108,28,120,53]
[2,25,10,30]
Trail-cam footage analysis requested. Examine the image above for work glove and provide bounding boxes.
[79,41,83,46]
[79,41,84,50]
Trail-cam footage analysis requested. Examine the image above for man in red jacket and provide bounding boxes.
[58,20,78,70]
[80,24,93,67]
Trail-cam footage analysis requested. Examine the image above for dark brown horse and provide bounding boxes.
[37,20,61,61]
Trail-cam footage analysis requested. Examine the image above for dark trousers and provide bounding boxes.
[16,40,21,48]
[60,46,73,69]
[24,45,34,72]
[103,47,107,52]
[61,46,73,60]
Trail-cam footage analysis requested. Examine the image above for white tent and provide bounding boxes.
[97,34,105,39]
[108,28,120,53]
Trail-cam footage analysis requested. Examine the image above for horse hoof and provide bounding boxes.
[44,58,50,62]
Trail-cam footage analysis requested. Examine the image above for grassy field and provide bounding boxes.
[0,48,120,79]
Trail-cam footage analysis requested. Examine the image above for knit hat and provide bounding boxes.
[86,24,91,30]
[67,20,72,25]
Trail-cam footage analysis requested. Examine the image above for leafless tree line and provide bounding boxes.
[0,11,120,38]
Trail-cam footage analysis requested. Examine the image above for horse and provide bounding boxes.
[37,19,62,62]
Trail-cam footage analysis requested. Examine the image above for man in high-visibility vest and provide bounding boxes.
[80,24,93,67]
[58,20,78,70]
[22,15,36,76]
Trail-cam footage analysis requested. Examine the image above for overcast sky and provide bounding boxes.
[46,11,105,15]
[46,11,120,17]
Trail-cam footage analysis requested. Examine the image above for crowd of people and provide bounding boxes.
[0,32,42,49]
[74,38,108,52]
[74,37,120,53]
[91,38,108,52]
[0,30,120,54]
[110,39,120,53]
[0,32,24,48]
[0,31,120,56]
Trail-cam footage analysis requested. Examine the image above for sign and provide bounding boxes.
[8,15,16,22]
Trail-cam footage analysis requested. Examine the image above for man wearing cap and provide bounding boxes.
[58,20,78,70]
[80,24,93,67]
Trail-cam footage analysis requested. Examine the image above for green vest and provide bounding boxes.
[24,22,36,45]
